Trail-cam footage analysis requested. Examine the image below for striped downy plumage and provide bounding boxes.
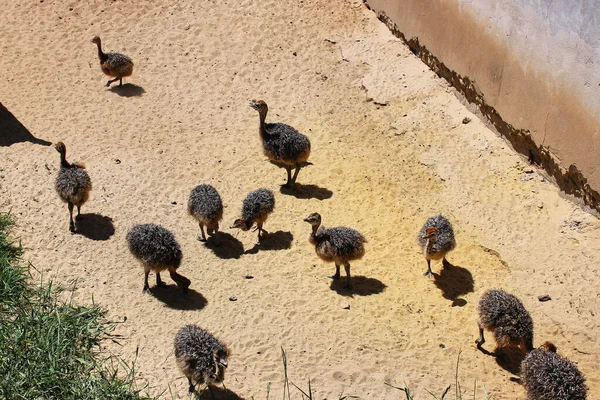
[230,188,275,242]
[90,36,134,87]
[521,342,588,400]
[54,142,92,233]
[174,325,230,393]
[126,223,190,293]
[417,214,456,278]
[249,100,311,187]
[188,184,223,242]
[476,289,534,353]
[304,212,366,288]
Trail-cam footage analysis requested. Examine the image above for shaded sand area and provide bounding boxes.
[1,0,598,398]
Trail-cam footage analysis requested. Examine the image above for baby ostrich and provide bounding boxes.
[90,36,134,87]
[175,325,230,394]
[417,214,456,278]
[304,212,366,289]
[126,223,191,294]
[54,142,92,233]
[521,341,588,400]
[231,188,275,242]
[249,100,311,187]
[188,184,223,242]
[476,289,534,354]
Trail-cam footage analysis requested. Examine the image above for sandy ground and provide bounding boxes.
[1,0,599,398]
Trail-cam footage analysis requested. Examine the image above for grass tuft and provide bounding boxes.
[0,213,153,399]
[386,350,493,400]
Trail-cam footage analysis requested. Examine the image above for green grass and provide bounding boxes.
[0,213,154,399]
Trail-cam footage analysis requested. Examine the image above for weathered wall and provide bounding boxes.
[364,0,600,210]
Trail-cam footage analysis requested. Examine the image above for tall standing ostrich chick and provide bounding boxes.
[304,212,366,289]
[476,289,534,353]
[231,188,275,243]
[249,100,311,187]
[54,142,92,233]
[188,184,223,242]
[90,36,134,87]
[417,214,456,278]
[126,223,191,293]
[175,325,230,394]
[520,341,588,400]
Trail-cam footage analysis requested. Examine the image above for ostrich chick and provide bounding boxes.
[231,188,275,242]
[417,214,456,278]
[90,36,134,87]
[188,184,223,242]
[126,223,191,293]
[521,341,588,400]
[304,212,366,288]
[249,100,311,187]
[476,289,534,353]
[175,325,230,394]
[54,142,92,233]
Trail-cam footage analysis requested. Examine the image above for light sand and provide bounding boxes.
[0,1,598,398]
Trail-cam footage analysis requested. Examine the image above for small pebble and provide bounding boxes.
[462,117,471,124]
[538,294,552,302]
[114,159,121,164]
[229,296,237,302]
[343,303,350,310]
[171,201,177,205]
[246,275,254,279]
[439,343,446,349]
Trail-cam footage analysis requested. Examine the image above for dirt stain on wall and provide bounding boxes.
[364,0,600,211]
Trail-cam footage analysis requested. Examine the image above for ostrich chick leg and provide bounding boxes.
[344,263,352,288]
[198,223,207,242]
[475,323,485,347]
[424,259,433,279]
[68,202,75,233]
[291,165,301,185]
[143,271,151,293]
[333,264,341,279]
[156,272,167,287]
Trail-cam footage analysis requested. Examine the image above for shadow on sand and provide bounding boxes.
[495,346,527,375]
[244,230,293,254]
[150,285,208,311]
[108,83,145,97]
[205,232,245,260]
[194,385,245,400]
[0,103,51,147]
[74,213,115,241]
[280,183,333,200]
[475,343,525,376]
[330,275,387,297]
[433,262,474,307]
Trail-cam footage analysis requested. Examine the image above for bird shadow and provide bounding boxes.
[108,83,145,97]
[74,213,115,241]
[433,262,474,307]
[194,385,245,400]
[244,230,293,254]
[150,285,208,311]
[280,183,333,200]
[0,102,52,147]
[205,232,245,260]
[495,346,527,375]
[330,275,387,297]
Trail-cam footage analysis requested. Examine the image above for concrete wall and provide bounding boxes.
[364,0,600,210]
